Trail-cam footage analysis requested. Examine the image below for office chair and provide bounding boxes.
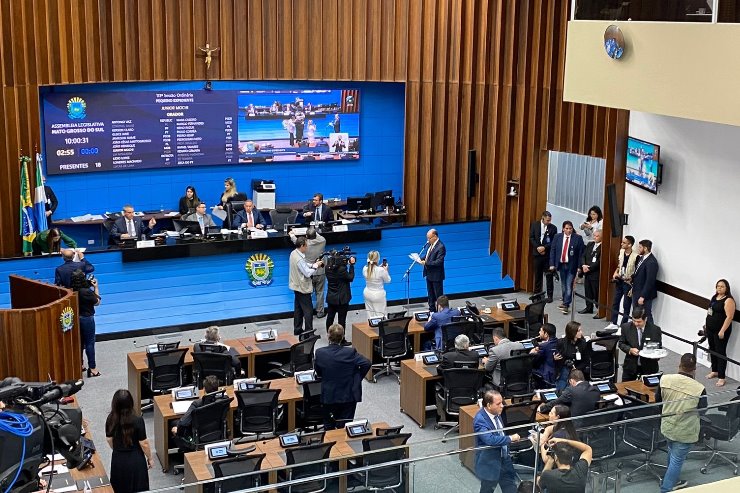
[586,335,619,382]
[192,352,235,388]
[578,408,621,492]
[268,335,319,378]
[193,342,228,353]
[500,401,538,469]
[350,433,411,492]
[440,322,469,352]
[142,347,188,411]
[452,360,478,369]
[211,453,266,493]
[375,425,404,436]
[508,300,546,341]
[269,208,298,231]
[698,396,740,475]
[529,291,547,304]
[225,200,245,228]
[434,368,485,437]
[297,381,324,432]
[621,401,666,482]
[509,392,536,404]
[372,317,412,383]
[281,441,337,493]
[235,388,283,440]
[173,395,233,474]
[499,354,535,397]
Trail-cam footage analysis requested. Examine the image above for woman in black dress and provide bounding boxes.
[324,252,356,331]
[105,389,152,493]
[704,279,735,387]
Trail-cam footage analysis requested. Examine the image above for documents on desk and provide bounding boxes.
[70,214,105,222]
[172,400,194,414]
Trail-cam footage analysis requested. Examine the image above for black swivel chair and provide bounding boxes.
[621,400,666,482]
[142,347,188,411]
[500,401,539,465]
[350,433,412,492]
[297,381,324,432]
[440,322,470,352]
[211,453,267,493]
[192,352,235,388]
[375,425,404,436]
[586,336,619,382]
[269,208,299,231]
[508,301,546,341]
[268,335,319,378]
[434,368,485,436]
[235,388,283,440]
[699,396,740,475]
[225,200,245,227]
[281,441,337,493]
[372,317,412,383]
[499,354,535,397]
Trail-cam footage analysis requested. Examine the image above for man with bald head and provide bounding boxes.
[417,229,446,312]
[55,248,95,288]
[579,229,602,317]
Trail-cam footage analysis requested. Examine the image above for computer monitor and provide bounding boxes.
[175,220,203,235]
[371,190,392,210]
[346,196,371,212]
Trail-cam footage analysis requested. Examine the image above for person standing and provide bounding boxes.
[325,253,356,330]
[289,237,322,336]
[579,230,602,316]
[618,306,662,381]
[549,221,585,315]
[630,239,659,322]
[55,248,95,288]
[314,324,371,429]
[658,354,707,492]
[43,176,58,220]
[418,229,446,313]
[289,227,327,318]
[362,251,391,318]
[607,235,638,329]
[32,227,76,255]
[105,389,152,493]
[71,270,101,377]
[473,390,521,493]
[579,205,603,242]
[529,211,557,302]
[704,279,735,387]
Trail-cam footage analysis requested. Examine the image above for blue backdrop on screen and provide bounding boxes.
[40,81,404,220]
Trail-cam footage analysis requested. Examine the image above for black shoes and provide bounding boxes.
[578,308,593,314]
[87,369,101,377]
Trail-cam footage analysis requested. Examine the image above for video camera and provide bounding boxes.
[0,378,88,493]
[321,246,356,268]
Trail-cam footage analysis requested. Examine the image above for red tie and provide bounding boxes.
[561,235,570,263]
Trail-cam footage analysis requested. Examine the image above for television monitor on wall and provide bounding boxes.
[626,136,661,194]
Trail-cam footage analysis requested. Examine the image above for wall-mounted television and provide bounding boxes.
[626,136,661,194]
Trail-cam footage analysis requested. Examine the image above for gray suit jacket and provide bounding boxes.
[183,213,216,232]
[485,339,525,385]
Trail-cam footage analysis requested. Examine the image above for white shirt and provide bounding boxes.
[540,221,548,242]
[426,239,438,260]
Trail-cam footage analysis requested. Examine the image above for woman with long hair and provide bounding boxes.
[105,389,152,493]
[579,205,603,241]
[216,177,238,210]
[70,269,101,377]
[178,185,200,215]
[555,320,589,390]
[32,227,76,255]
[704,279,735,387]
[537,404,579,458]
[362,251,391,318]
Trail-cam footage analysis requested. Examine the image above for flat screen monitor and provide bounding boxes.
[521,341,535,350]
[279,434,300,447]
[207,445,229,460]
[596,383,612,393]
[346,196,371,213]
[175,220,203,235]
[626,136,661,194]
[541,391,558,402]
[422,354,439,365]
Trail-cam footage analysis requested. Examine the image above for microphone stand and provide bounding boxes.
[403,243,428,310]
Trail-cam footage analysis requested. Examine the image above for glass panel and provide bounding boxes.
[718,0,740,22]
[575,0,713,22]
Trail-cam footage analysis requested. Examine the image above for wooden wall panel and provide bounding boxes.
[0,0,627,307]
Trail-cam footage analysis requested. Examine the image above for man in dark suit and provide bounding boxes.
[529,210,557,302]
[55,249,95,288]
[314,324,371,429]
[302,193,334,224]
[549,221,585,315]
[423,295,461,350]
[170,375,224,438]
[43,176,58,220]
[110,204,156,241]
[438,334,480,372]
[473,390,521,493]
[579,230,602,316]
[233,199,267,230]
[538,369,601,416]
[419,228,446,312]
[630,239,659,322]
[618,306,662,381]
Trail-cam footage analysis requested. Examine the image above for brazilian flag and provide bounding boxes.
[19,155,36,255]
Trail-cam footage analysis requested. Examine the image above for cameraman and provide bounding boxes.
[325,250,356,332]
[538,437,592,492]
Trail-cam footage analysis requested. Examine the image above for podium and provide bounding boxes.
[0,275,81,382]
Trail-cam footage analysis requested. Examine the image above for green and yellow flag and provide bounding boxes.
[19,155,37,255]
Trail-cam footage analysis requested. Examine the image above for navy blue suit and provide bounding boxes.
[55,258,95,288]
[423,240,446,312]
[303,203,334,224]
[423,306,461,350]
[631,254,659,320]
[232,209,267,229]
[473,408,517,493]
[532,337,558,385]
[314,343,371,429]
[549,233,585,307]
[110,216,151,241]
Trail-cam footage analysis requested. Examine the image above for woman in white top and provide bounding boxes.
[579,205,603,241]
[363,251,391,318]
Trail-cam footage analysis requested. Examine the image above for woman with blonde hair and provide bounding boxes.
[216,177,240,228]
[363,251,391,318]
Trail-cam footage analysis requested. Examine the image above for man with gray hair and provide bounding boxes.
[483,327,524,387]
[438,334,480,372]
[193,325,242,374]
[290,226,327,318]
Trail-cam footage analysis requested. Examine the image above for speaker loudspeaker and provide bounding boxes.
[606,183,623,238]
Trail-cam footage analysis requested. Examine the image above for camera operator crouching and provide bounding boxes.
[324,247,356,339]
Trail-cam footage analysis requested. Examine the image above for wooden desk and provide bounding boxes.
[127,333,298,414]
[183,422,392,493]
[399,359,443,428]
[617,380,656,403]
[351,321,425,382]
[153,378,304,472]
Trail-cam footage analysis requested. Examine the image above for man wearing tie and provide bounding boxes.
[473,390,521,493]
[579,230,602,316]
[110,204,156,241]
[630,239,659,322]
[418,229,446,312]
[233,199,266,230]
[549,221,585,315]
[529,211,557,302]
[302,193,334,224]
[618,306,662,381]
[183,202,216,234]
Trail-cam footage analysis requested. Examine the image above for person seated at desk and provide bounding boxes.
[483,327,525,387]
[178,185,200,215]
[232,199,266,230]
[170,375,223,440]
[537,369,600,417]
[55,248,95,288]
[110,204,156,241]
[438,334,479,373]
[193,326,242,374]
[182,202,216,234]
[302,193,334,224]
[530,323,558,386]
[32,227,76,255]
[423,295,461,351]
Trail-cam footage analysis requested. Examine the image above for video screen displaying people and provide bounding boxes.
[626,137,660,193]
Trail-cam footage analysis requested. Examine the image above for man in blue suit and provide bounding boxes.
[54,249,95,288]
[110,204,156,241]
[630,239,659,322]
[549,221,585,314]
[233,199,267,230]
[302,193,334,224]
[314,324,371,429]
[419,229,446,312]
[423,295,460,350]
[474,390,521,493]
